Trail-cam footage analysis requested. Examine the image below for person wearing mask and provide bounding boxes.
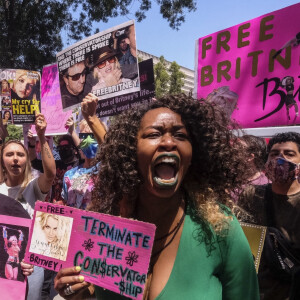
[29,133,83,204]
[237,132,300,300]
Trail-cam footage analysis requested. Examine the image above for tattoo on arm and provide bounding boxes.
[43,145,51,159]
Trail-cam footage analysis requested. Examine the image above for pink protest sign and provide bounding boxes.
[195,3,300,128]
[25,202,156,299]
[0,215,31,300]
[32,64,71,135]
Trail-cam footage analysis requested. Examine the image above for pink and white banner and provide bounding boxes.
[195,3,300,128]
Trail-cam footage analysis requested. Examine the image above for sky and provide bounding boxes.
[62,0,300,70]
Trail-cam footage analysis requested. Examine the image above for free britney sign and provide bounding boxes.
[24,202,156,299]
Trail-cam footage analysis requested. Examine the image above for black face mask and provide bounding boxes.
[58,147,75,163]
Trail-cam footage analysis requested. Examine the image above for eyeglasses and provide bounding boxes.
[97,57,116,69]
[67,68,88,81]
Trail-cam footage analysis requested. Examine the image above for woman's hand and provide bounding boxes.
[54,266,90,299]
[20,260,34,277]
[27,129,36,147]
[81,93,98,120]
[35,113,47,138]
[65,116,75,134]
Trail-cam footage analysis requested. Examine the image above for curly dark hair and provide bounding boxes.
[92,94,250,231]
[240,135,267,171]
[267,132,300,153]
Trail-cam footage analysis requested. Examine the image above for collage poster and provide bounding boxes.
[57,20,140,112]
[0,69,41,125]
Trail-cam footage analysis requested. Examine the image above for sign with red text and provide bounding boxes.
[195,3,300,128]
[25,202,156,300]
[0,215,31,300]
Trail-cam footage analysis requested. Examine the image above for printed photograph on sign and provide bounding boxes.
[194,3,300,129]
[29,212,73,261]
[2,109,12,125]
[25,202,156,300]
[0,217,30,283]
[57,20,140,112]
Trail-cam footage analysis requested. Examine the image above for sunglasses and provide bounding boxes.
[57,145,73,151]
[97,57,116,69]
[67,68,88,81]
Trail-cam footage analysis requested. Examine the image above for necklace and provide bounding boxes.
[151,211,185,259]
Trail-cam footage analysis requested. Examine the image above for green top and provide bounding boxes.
[95,207,259,300]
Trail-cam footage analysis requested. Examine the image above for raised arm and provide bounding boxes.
[81,93,106,145]
[66,116,81,147]
[27,129,37,161]
[35,113,56,194]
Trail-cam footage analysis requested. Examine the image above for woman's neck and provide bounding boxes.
[83,157,94,168]
[5,175,24,187]
[136,190,185,232]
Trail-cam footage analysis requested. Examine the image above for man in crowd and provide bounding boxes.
[238,132,300,300]
[61,61,89,109]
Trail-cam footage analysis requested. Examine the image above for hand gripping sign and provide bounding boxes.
[24,201,156,300]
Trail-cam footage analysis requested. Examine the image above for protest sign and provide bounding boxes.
[97,58,155,118]
[195,3,300,129]
[0,215,31,300]
[0,69,41,124]
[25,202,156,299]
[31,64,71,135]
[57,20,140,112]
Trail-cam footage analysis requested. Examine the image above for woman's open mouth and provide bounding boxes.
[152,154,179,188]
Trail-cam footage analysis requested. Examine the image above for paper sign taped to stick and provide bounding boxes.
[25,202,156,299]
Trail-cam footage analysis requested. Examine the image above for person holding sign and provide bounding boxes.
[0,113,56,300]
[55,94,259,299]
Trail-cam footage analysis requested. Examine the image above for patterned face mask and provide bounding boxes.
[265,157,300,183]
[79,135,98,159]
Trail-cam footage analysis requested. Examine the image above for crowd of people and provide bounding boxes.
[0,89,299,300]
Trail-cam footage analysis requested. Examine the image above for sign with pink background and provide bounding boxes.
[31,64,71,135]
[25,202,156,300]
[0,215,31,300]
[195,3,300,128]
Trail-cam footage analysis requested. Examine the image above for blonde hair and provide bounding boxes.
[0,140,32,190]
[93,56,121,81]
[12,70,39,99]
[38,212,71,260]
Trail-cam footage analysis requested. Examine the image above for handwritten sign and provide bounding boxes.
[25,202,156,299]
[0,215,31,300]
[195,3,300,128]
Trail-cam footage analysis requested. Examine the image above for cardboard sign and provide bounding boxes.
[241,222,266,273]
[25,202,156,299]
[31,64,72,135]
[0,215,31,300]
[97,58,155,118]
[57,20,140,111]
[195,3,300,128]
[0,69,41,124]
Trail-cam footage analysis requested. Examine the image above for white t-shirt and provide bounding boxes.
[0,178,47,218]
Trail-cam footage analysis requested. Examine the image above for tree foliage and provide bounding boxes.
[0,0,196,70]
[154,56,170,98]
[6,124,23,141]
[168,61,185,95]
